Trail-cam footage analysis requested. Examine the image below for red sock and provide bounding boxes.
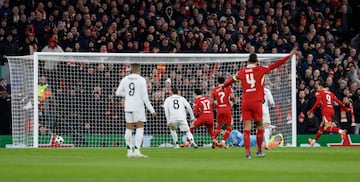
[326,126,339,133]
[212,125,221,140]
[314,126,324,141]
[256,129,264,153]
[51,134,57,146]
[223,128,232,141]
[206,125,214,138]
[244,130,251,155]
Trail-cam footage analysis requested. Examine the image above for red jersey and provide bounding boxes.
[211,86,233,113]
[222,55,291,121]
[193,96,213,118]
[223,55,291,103]
[308,90,346,113]
[308,89,347,122]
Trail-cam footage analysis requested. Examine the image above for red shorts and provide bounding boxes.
[321,108,334,123]
[193,115,214,128]
[216,112,232,125]
[241,101,262,121]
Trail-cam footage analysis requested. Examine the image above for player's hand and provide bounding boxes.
[151,112,157,118]
[213,100,218,107]
[307,111,313,118]
[270,103,275,109]
[290,47,297,56]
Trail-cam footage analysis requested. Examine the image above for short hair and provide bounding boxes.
[319,82,327,88]
[248,53,258,63]
[131,63,140,73]
[171,87,179,94]
[194,88,202,95]
[217,76,225,84]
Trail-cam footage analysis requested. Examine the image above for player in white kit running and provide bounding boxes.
[163,87,197,148]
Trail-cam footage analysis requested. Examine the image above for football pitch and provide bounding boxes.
[0,147,359,182]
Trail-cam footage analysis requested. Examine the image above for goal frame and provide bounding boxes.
[15,52,297,148]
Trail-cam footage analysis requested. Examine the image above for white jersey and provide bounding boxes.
[262,87,275,114]
[115,73,155,113]
[163,94,195,123]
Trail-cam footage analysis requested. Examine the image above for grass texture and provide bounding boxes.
[0,147,359,182]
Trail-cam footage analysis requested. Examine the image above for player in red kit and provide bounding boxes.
[181,88,214,147]
[219,48,297,158]
[211,77,235,148]
[307,82,348,147]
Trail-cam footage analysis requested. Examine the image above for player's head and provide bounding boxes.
[318,82,327,89]
[194,88,202,96]
[171,87,179,95]
[248,53,258,64]
[130,64,141,73]
[217,76,225,84]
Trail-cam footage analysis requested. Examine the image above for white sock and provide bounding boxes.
[264,127,271,145]
[135,127,144,152]
[186,131,195,143]
[125,129,133,151]
[170,129,178,145]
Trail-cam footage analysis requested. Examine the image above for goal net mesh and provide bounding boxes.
[7,53,295,148]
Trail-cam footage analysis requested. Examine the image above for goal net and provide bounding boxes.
[7,52,296,148]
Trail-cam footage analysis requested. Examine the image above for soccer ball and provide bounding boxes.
[55,136,64,145]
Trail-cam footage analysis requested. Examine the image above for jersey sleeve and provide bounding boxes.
[141,78,155,113]
[193,99,200,118]
[223,71,240,88]
[308,92,321,113]
[333,94,347,110]
[211,88,218,108]
[163,98,170,123]
[265,88,275,107]
[115,79,125,97]
[183,97,195,120]
[211,88,216,100]
[265,55,291,73]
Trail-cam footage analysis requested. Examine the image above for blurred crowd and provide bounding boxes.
[1,0,360,136]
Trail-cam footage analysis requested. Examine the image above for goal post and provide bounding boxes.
[6,52,297,148]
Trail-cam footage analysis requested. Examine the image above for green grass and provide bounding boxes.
[0,147,359,182]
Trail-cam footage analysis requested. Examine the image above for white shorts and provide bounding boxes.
[262,113,271,124]
[125,111,146,123]
[168,120,190,132]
